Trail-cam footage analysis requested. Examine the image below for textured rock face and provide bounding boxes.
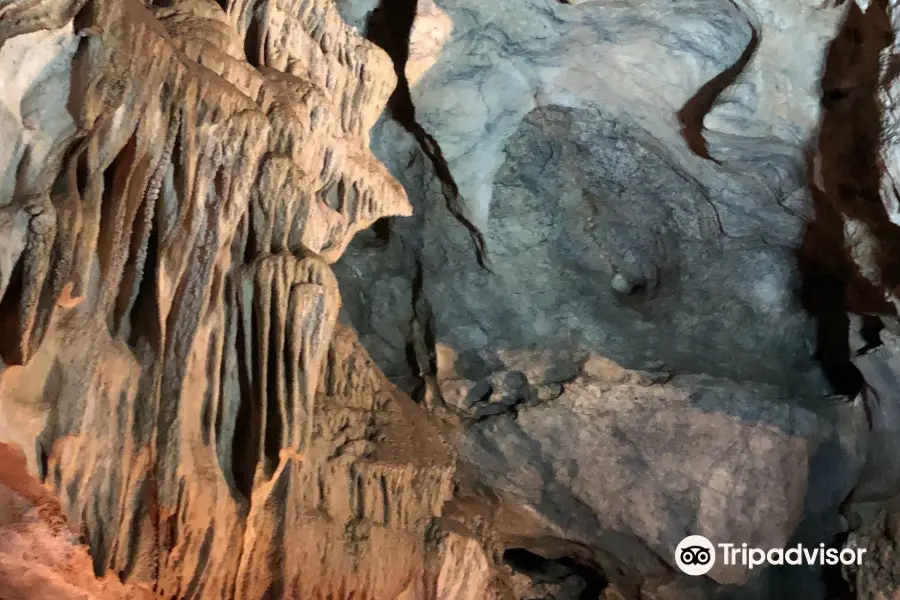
[5,0,900,599]
[337,0,900,597]
[460,371,864,585]
[844,505,900,600]
[0,0,463,598]
[343,0,854,388]
[0,442,156,600]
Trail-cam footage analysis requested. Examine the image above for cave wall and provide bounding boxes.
[4,0,900,599]
[0,0,472,598]
[337,0,900,596]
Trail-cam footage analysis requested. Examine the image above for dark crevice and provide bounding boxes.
[475,383,494,406]
[76,150,90,198]
[105,133,157,342]
[799,0,899,404]
[97,135,137,281]
[200,354,215,449]
[114,186,157,343]
[282,310,296,450]
[260,580,283,600]
[262,298,284,479]
[797,254,864,396]
[183,528,214,600]
[214,286,230,470]
[170,123,187,225]
[502,547,608,600]
[677,13,759,163]
[405,259,434,403]
[91,521,107,577]
[882,53,900,86]
[335,178,347,212]
[823,87,851,104]
[119,476,152,581]
[417,294,438,376]
[403,339,422,401]
[243,212,259,264]
[158,484,181,565]
[856,314,884,355]
[126,222,161,357]
[371,216,392,246]
[0,256,25,366]
[231,292,261,502]
[503,547,549,572]
[243,7,264,69]
[366,0,492,272]
[821,531,854,600]
[558,557,607,600]
[37,440,49,481]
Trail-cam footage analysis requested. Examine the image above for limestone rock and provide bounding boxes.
[848,325,900,503]
[457,369,866,588]
[6,0,900,597]
[0,0,461,597]
[335,0,900,597]
[340,0,871,402]
[842,507,900,600]
[0,442,156,600]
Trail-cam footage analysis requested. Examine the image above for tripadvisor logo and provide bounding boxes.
[676,536,716,576]
[674,535,867,576]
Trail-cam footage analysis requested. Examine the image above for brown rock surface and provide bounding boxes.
[0,0,465,597]
[0,441,156,599]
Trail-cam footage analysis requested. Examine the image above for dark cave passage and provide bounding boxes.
[502,547,608,600]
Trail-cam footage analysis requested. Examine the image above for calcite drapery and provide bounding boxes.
[0,0,458,597]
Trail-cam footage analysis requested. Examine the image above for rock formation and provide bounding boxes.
[0,0,459,597]
[0,442,156,599]
[3,0,900,598]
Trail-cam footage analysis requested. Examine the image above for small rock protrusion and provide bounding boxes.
[611,272,642,294]
[57,281,84,309]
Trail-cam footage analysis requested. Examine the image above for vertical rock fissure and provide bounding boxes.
[231,289,261,502]
[800,0,898,401]
[365,0,492,271]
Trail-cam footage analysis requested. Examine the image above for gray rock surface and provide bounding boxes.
[457,368,866,587]
[334,0,900,596]
[337,0,858,393]
[416,102,821,390]
[848,326,900,503]
[842,504,900,600]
